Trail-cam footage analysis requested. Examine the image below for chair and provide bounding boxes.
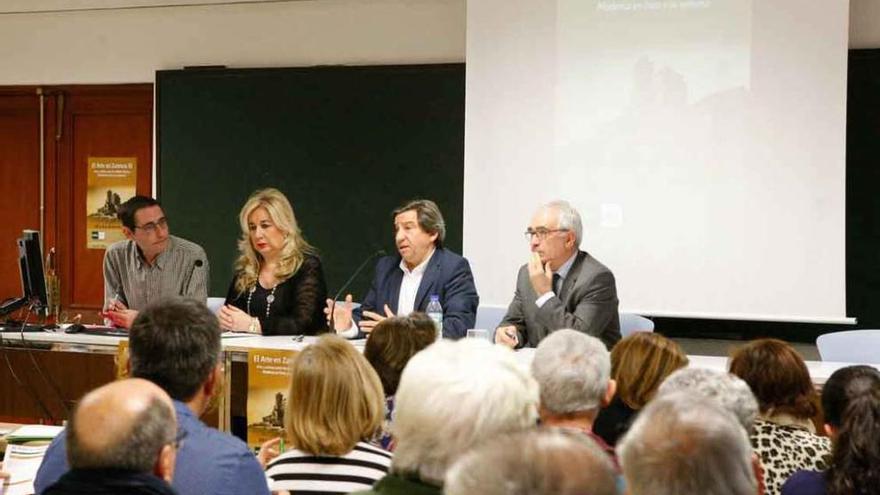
[206,297,226,314]
[619,312,655,338]
[816,330,880,363]
[474,305,508,332]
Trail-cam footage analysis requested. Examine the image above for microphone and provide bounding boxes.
[185,259,204,295]
[329,249,386,332]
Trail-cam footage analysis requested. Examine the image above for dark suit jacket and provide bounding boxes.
[500,250,620,348]
[355,248,479,339]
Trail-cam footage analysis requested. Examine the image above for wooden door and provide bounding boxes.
[0,90,41,308]
[47,85,153,314]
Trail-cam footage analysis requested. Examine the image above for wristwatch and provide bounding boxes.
[248,317,258,334]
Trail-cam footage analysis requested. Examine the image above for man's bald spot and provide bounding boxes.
[73,378,175,454]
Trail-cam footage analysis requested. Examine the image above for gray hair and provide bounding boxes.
[392,199,446,247]
[445,428,617,495]
[391,339,539,484]
[658,367,759,433]
[544,200,583,246]
[67,397,176,471]
[617,392,758,495]
[531,329,610,415]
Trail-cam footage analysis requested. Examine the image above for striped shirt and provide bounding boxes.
[265,442,392,494]
[102,235,209,310]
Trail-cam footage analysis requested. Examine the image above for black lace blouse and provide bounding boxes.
[224,254,328,336]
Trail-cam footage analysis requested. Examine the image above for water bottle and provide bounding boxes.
[426,295,443,340]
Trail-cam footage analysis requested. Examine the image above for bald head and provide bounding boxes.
[68,378,177,474]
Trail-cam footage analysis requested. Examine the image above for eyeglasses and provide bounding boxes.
[170,429,187,450]
[523,228,569,242]
[134,217,169,234]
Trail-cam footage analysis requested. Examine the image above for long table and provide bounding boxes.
[2,331,877,431]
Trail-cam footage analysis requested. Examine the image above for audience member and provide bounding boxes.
[35,298,270,495]
[354,339,539,494]
[530,329,618,464]
[44,379,178,495]
[103,195,209,328]
[445,428,618,495]
[264,335,391,493]
[495,200,620,349]
[782,365,880,495]
[329,199,479,338]
[658,367,759,432]
[617,392,762,495]
[363,313,437,450]
[730,339,830,495]
[221,188,328,335]
[593,332,688,446]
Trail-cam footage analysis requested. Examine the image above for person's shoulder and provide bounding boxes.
[170,235,207,256]
[105,239,133,256]
[782,470,826,495]
[577,251,614,275]
[184,418,255,458]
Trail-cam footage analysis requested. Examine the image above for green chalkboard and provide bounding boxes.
[157,64,465,298]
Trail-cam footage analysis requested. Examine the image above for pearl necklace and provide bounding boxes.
[247,283,277,318]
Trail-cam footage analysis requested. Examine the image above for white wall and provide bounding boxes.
[0,0,876,86]
[0,0,465,85]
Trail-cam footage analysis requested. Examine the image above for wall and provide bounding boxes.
[0,0,465,85]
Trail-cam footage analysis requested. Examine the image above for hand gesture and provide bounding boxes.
[495,325,519,348]
[359,305,395,334]
[324,294,354,332]
[528,252,553,295]
[218,304,255,332]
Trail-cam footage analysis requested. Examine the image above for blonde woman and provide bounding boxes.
[264,335,392,493]
[220,188,327,335]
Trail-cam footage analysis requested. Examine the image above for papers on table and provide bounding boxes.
[2,444,50,495]
[4,424,63,443]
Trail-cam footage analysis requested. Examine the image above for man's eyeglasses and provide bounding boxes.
[134,217,169,234]
[170,429,187,450]
[524,228,569,242]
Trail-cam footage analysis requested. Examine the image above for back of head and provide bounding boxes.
[611,332,688,409]
[117,195,160,230]
[67,378,176,473]
[658,367,759,433]
[364,313,437,396]
[286,335,385,456]
[391,339,539,484]
[617,392,758,495]
[129,297,221,401]
[729,338,817,418]
[824,367,880,495]
[445,428,617,495]
[531,329,610,415]
[821,365,880,427]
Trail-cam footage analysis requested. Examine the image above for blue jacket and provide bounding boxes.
[34,401,269,495]
[356,248,479,339]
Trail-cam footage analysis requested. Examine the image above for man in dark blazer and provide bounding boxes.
[327,199,479,339]
[495,201,620,349]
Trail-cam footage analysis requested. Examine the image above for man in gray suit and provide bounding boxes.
[494,201,620,349]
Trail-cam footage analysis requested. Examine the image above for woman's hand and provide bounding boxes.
[258,437,283,468]
[218,304,257,332]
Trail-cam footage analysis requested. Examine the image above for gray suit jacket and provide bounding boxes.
[499,250,620,348]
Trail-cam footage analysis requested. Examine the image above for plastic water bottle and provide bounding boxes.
[426,295,443,340]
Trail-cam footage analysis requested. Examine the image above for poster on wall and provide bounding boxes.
[247,348,296,448]
[86,157,137,250]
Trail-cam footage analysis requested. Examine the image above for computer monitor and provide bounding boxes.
[0,230,48,317]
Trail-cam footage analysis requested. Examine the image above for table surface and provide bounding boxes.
[6,331,877,386]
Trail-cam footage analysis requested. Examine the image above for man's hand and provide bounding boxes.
[218,305,255,332]
[105,309,138,329]
[324,295,354,332]
[495,325,519,348]
[359,305,395,334]
[106,297,128,312]
[528,252,553,296]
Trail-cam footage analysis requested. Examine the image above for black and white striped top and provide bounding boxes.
[265,442,392,494]
[102,235,209,310]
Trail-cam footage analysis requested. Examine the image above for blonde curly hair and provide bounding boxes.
[234,188,314,294]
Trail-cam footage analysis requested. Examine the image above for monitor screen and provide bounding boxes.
[18,230,48,315]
